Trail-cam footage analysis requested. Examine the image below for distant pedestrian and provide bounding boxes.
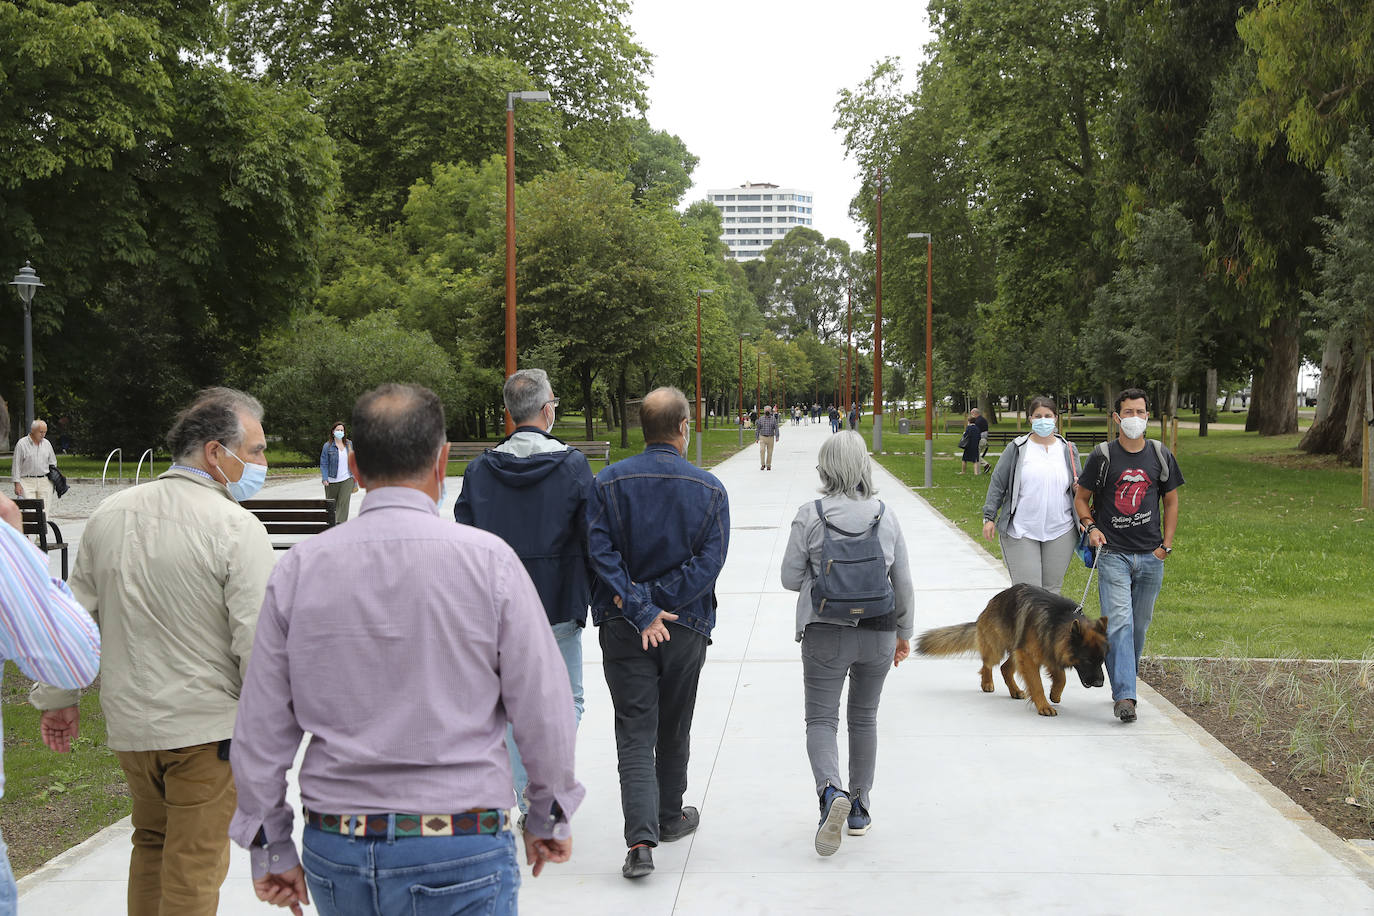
[11,419,57,513]
[0,492,100,905]
[780,431,913,857]
[970,407,991,472]
[958,412,982,474]
[32,387,275,916]
[829,405,841,433]
[848,405,858,430]
[587,387,730,879]
[319,420,358,522]
[231,383,583,914]
[1074,388,1184,724]
[455,368,593,818]
[982,396,1082,593]
[756,405,781,470]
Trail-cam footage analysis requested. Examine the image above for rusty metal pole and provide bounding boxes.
[846,283,853,416]
[504,104,517,434]
[873,170,884,451]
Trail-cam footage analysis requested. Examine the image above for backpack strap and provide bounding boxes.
[815,498,884,538]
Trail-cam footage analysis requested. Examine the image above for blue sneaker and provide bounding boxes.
[814,785,851,857]
[847,800,871,836]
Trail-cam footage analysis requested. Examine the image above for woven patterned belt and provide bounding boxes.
[304,808,508,838]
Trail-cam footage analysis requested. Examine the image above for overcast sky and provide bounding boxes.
[628,1,934,251]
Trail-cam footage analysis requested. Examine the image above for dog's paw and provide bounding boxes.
[1049,692,1063,704]
[1007,689,1025,700]
[1036,705,1058,717]
[980,682,994,693]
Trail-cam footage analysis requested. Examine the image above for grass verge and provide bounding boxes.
[0,664,130,877]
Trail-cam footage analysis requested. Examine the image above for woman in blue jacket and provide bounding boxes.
[319,420,357,522]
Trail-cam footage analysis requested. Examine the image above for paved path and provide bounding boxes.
[18,423,1374,913]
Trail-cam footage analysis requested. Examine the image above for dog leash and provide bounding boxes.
[1075,547,1099,615]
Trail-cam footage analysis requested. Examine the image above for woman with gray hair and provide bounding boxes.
[780,430,914,857]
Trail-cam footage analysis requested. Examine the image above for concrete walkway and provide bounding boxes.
[18,422,1374,913]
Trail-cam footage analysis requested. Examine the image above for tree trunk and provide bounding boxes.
[1301,333,1356,454]
[978,394,996,425]
[1167,378,1179,422]
[618,366,630,449]
[1199,370,1211,438]
[580,366,595,440]
[1249,315,1301,436]
[1339,354,1369,464]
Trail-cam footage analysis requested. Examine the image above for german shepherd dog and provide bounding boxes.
[915,584,1108,716]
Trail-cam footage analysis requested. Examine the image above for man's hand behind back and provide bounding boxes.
[40,705,81,752]
[641,610,678,650]
[523,832,572,877]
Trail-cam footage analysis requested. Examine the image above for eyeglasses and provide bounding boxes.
[545,398,560,409]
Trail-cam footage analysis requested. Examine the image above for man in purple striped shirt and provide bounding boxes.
[230,384,584,915]
[0,493,100,910]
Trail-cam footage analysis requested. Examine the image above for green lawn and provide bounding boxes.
[0,665,131,877]
[865,422,1371,659]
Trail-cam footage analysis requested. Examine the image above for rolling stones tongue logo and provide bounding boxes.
[1113,468,1150,516]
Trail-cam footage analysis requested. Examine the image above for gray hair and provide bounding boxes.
[817,430,876,498]
[504,368,552,426]
[166,387,263,461]
[30,419,46,431]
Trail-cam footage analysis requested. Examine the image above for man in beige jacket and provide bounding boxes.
[31,387,275,916]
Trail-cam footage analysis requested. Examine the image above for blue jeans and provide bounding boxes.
[301,823,518,916]
[0,827,16,916]
[508,620,584,811]
[1096,550,1165,701]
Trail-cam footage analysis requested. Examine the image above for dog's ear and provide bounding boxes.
[1071,619,1084,646]
[1095,615,1108,634]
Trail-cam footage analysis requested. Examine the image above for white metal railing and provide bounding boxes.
[101,449,122,485]
[134,448,155,485]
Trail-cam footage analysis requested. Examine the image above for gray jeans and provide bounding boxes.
[998,526,1079,594]
[800,624,895,809]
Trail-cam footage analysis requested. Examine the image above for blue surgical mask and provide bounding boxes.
[333,429,345,440]
[1031,417,1057,437]
[219,446,267,501]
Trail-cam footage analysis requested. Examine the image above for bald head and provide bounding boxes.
[641,387,689,445]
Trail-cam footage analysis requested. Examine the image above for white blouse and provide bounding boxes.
[327,445,352,483]
[1008,438,1075,542]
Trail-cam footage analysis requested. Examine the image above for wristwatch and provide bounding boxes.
[1159,544,1172,556]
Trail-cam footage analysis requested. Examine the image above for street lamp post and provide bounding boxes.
[909,232,933,488]
[504,89,551,433]
[695,289,714,466]
[874,170,885,452]
[738,333,751,447]
[9,261,44,430]
[846,282,853,416]
[756,350,761,416]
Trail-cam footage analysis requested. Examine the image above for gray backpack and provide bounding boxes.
[810,500,895,620]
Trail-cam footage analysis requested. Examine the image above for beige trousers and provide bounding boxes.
[758,435,776,468]
[18,476,53,513]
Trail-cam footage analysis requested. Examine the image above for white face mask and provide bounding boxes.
[1119,416,1149,439]
[682,421,690,456]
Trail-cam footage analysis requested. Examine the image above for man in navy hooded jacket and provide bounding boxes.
[455,368,592,813]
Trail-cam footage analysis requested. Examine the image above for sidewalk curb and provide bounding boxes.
[16,816,132,893]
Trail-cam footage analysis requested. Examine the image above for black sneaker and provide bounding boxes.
[814,785,851,857]
[659,806,700,842]
[1114,699,1137,723]
[846,800,871,836]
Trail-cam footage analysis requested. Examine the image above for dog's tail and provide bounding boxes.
[915,622,979,656]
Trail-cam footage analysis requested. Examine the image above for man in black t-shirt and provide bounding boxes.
[1073,388,1184,724]
[970,408,990,472]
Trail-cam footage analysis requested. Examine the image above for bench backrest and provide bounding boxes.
[14,498,52,547]
[447,440,612,462]
[241,499,337,545]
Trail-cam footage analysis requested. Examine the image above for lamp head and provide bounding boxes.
[9,260,43,306]
[508,90,552,108]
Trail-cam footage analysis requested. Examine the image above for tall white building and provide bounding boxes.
[706,182,815,261]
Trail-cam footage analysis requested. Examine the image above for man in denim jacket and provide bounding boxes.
[586,387,731,880]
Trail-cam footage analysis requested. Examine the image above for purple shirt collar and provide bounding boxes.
[356,484,440,517]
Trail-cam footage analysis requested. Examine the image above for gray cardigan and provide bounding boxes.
[981,434,1082,536]
[780,494,916,642]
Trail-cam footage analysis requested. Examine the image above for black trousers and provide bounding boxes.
[599,617,709,847]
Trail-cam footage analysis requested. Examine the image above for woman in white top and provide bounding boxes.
[980,396,1082,593]
[319,421,357,522]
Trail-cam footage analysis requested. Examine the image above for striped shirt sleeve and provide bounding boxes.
[0,522,100,689]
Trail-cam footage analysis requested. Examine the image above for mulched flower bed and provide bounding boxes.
[1142,657,1374,841]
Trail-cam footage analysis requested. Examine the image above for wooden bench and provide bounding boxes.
[241,499,337,550]
[447,440,613,464]
[985,430,1109,449]
[15,499,69,580]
